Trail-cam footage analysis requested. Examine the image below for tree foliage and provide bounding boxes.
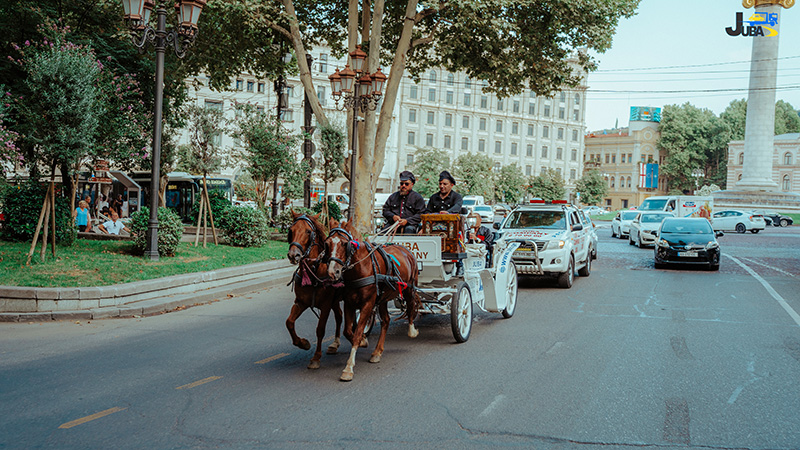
[720,98,800,141]
[528,168,565,201]
[410,146,450,198]
[575,169,607,206]
[453,152,493,197]
[658,103,731,193]
[494,163,526,204]
[178,104,228,177]
[316,121,346,194]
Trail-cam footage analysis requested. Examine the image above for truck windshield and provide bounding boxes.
[463,199,476,206]
[505,210,566,229]
[639,198,667,211]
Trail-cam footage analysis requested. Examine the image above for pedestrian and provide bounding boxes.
[97,194,109,217]
[98,211,128,235]
[75,200,92,232]
[382,170,426,234]
[426,170,463,214]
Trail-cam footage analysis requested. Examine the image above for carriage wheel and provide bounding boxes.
[502,263,518,319]
[451,282,473,343]
[354,309,376,337]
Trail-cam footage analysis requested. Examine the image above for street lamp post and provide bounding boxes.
[120,0,206,261]
[271,50,292,220]
[328,45,387,222]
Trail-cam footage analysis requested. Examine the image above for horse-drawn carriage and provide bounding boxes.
[373,213,520,342]
[285,211,519,381]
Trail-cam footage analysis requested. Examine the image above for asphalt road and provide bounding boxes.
[1,225,799,449]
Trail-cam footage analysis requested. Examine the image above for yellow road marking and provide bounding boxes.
[255,352,289,364]
[59,407,127,429]
[176,376,222,390]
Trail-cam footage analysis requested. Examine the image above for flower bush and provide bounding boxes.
[219,206,269,247]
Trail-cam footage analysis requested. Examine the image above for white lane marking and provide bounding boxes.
[739,256,796,278]
[726,255,800,327]
[478,394,507,417]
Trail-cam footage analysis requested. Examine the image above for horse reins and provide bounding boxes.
[289,215,322,260]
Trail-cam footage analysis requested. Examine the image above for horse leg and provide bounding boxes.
[308,303,333,370]
[341,302,374,381]
[342,303,356,346]
[369,299,392,364]
[405,287,419,338]
[326,297,342,354]
[285,301,311,350]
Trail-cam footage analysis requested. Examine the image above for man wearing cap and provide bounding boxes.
[382,170,426,234]
[426,170,463,214]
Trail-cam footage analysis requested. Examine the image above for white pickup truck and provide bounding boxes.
[494,200,593,288]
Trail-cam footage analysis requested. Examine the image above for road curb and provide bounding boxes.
[0,260,295,322]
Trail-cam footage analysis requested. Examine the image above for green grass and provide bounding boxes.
[0,239,288,287]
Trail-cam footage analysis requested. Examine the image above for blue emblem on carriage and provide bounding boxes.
[500,266,506,274]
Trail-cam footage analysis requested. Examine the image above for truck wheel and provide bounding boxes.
[451,282,472,343]
[578,253,591,277]
[557,256,574,289]
[735,223,746,233]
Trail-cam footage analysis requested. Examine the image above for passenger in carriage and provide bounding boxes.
[468,221,495,267]
[382,170,426,234]
[426,170,463,214]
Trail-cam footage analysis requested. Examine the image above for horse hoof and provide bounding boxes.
[297,339,311,351]
[340,371,354,382]
[408,325,419,339]
[359,338,369,348]
[307,360,321,370]
[326,344,339,355]
[369,354,381,364]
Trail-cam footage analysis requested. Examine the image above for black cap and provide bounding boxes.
[399,170,416,183]
[439,170,456,185]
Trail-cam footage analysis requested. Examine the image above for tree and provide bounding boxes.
[529,168,565,201]
[316,121,346,205]
[575,169,607,206]
[410,146,450,198]
[658,103,731,193]
[0,85,20,175]
[720,98,800,140]
[494,163,526,204]
[453,152,493,198]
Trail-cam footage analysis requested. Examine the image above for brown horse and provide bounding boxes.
[285,211,343,369]
[325,219,420,381]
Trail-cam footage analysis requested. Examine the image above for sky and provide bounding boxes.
[583,0,800,132]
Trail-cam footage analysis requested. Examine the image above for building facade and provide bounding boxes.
[726,133,800,193]
[584,110,667,210]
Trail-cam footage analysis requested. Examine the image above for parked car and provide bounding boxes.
[629,211,674,248]
[610,210,640,239]
[655,217,722,271]
[472,205,495,224]
[582,205,608,216]
[493,203,511,219]
[751,210,794,227]
[579,209,598,260]
[711,210,766,233]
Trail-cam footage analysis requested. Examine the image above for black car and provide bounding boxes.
[654,218,722,271]
[752,210,794,227]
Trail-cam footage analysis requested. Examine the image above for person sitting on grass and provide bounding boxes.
[98,211,129,235]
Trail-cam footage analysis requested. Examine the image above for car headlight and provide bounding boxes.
[657,238,670,248]
[546,240,565,250]
[705,241,719,250]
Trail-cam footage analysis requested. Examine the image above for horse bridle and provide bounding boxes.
[288,215,320,260]
[326,227,357,270]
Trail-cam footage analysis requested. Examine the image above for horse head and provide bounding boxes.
[287,211,324,265]
[325,219,361,281]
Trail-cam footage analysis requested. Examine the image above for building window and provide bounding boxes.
[511,142,518,155]
[463,92,471,106]
[611,154,616,163]
[559,107,565,119]
[610,177,615,189]
[410,85,418,99]
[543,105,550,117]
[560,91,566,102]
[282,109,294,122]
[541,167,548,175]
[318,53,328,73]
[783,174,791,191]
[784,152,793,165]
[479,139,486,152]
[621,154,626,163]
[541,146,548,158]
[574,93,580,105]
[246,80,254,92]
[573,109,580,121]
[408,131,415,145]
[462,115,470,129]
[479,117,486,131]
[513,100,520,113]
[445,113,452,127]
[572,129,579,141]
[628,153,632,162]
[497,99,504,111]
[529,102,535,115]
[557,128,564,140]
[407,153,414,165]
[556,168,562,178]
[495,141,502,154]
[542,126,549,138]
[235,79,243,91]
[496,120,503,132]
[526,144,533,157]
[465,77,472,88]
[627,176,632,187]
[447,73,454,86]
[428,88,436,101]
[444,135,451,149]
[429,70,437,83]
[426,133,434,147]
[512,122,519,135]
[409,109,417,123]
[605,154,610,164]
[738,152,744,164]
[526,165,532,176]
[494,162,502,171]
[556,147,563,160]
[427,111,435,125]
[257,82,265,93]
[571,149,577,161]
[205,99,223,110]
[570,169,576,180]
[461,137,469,150]
[528,124,535,136]
[480,96,488,109]
[446,90,454,104]
[317,86,327,106]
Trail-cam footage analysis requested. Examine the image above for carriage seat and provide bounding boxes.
[419,213,466,260]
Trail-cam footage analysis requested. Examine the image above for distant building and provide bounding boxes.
[583,107,667,210]
[726,133,799,193]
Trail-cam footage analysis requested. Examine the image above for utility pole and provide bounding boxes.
[272,68,286,220]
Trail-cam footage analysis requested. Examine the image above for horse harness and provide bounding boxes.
[287,215,330,318]
[288,215,320,260]
[326,227,408,298]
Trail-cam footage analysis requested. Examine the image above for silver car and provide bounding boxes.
[611,210,640,239]
[629,211,674,248]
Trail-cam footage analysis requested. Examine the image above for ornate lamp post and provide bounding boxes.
[328,45,387,221]
[120,0,206,260]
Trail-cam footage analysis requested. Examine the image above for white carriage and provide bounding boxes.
[373,214,520,342]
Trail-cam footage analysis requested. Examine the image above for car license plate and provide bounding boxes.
[516,247,532,252]
[678,251,698,257]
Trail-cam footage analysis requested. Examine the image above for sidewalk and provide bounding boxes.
[0,259,295,323]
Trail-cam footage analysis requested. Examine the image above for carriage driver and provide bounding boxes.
[382,170,427,234]
[426,170,463,214]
